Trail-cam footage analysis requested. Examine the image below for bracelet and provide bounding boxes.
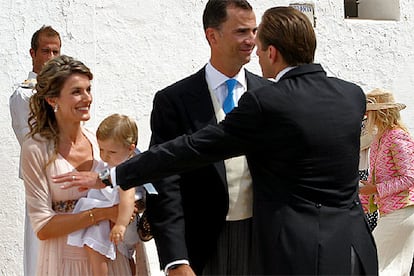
[88,209,96,225]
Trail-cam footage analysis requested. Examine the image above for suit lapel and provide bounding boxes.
[182,68,228,185]
[182,68,217,131]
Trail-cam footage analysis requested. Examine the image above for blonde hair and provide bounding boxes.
[366,88,408,136]
[96,114,138,147]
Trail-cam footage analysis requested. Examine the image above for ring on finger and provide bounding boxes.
[72,175,76,181]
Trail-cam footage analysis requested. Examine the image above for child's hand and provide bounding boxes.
[110,224,126,245]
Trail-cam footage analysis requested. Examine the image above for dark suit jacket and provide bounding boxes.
[118,64,378,275]
[145,67,266,273]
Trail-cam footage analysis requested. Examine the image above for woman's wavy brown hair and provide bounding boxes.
[28,55,93,165]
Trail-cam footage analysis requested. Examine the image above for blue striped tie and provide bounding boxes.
[223,79,237,114]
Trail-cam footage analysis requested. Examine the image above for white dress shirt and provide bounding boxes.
[273,66,296,82]
[205,61,247,108]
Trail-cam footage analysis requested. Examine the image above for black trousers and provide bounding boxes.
[202,218,252,275]
[351,246,369,276]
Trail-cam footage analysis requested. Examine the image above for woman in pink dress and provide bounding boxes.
[360,88,414,275]
[21,55,131,275]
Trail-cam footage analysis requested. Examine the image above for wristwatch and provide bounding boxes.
[98,168,112,188]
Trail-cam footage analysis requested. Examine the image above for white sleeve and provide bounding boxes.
[9,87,33,146]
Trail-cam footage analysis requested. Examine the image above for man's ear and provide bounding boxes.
[30,48,35,59]
[205,27,218,45]
[268,45,278,64]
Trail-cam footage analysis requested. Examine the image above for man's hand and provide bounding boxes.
[52,171,104,191]
[167,264,196,276]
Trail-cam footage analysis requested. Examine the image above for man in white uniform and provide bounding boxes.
[9,25,61,276]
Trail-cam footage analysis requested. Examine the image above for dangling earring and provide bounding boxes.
[54,104,59,113]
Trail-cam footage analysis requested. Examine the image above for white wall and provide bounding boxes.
[1,0,414,274]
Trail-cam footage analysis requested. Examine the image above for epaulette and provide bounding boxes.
[19,78,37,89]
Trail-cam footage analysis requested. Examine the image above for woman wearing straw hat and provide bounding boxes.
[360,88,414,275]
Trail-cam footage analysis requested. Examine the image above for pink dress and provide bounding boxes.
[21,128,131,276]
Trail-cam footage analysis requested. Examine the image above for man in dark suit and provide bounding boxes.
[60,6,378,275]
[145,1,267,275]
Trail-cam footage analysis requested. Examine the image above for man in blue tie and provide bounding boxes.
[144,1,268,275]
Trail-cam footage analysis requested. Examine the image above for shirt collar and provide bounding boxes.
[205,61,247,90]
[273,66,297,82]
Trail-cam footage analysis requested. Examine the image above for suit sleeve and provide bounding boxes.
[116,90,264,186]
[146,91,189,268]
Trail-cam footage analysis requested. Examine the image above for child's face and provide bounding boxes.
[98,138,135,167]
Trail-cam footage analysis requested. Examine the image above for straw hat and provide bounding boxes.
[366,88,406,111]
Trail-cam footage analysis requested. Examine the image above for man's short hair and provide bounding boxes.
[31,25,61,51]
[258,7,316,65]
[202,0,252,31]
